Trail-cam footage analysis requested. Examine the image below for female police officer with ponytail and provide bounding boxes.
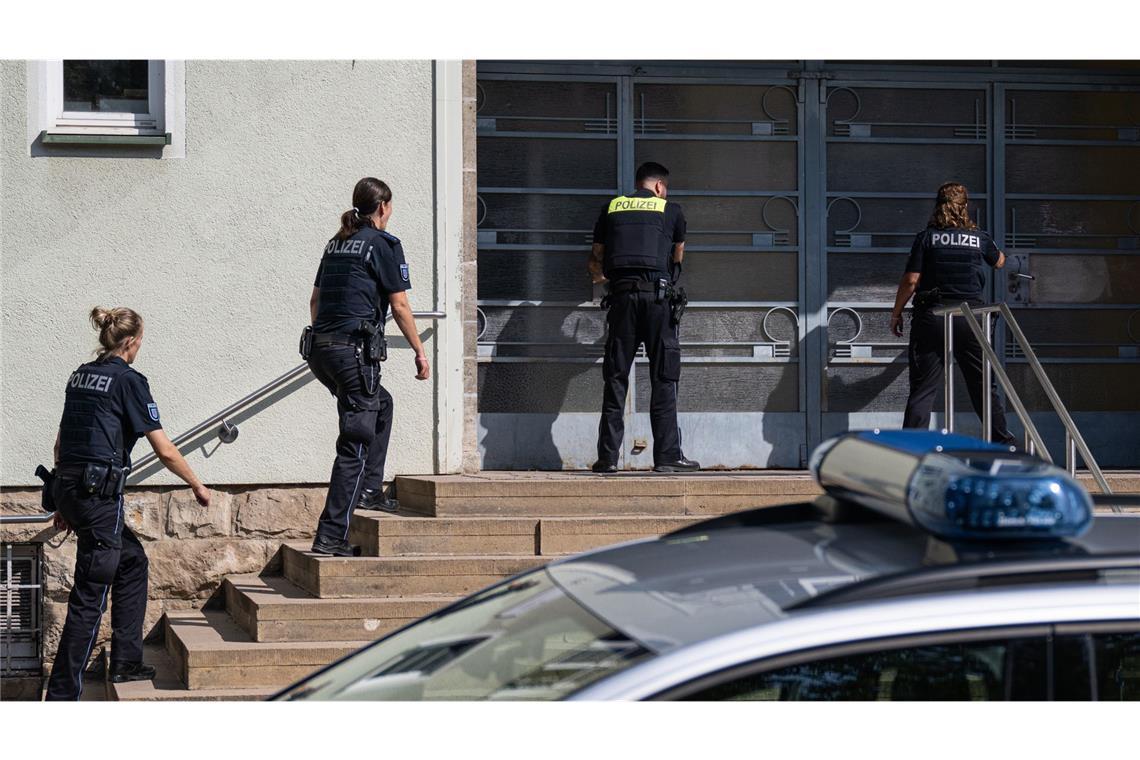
[46,307,211,700]
[304,177,430,557]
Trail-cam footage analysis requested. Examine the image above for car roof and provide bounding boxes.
[545,500,1140,654]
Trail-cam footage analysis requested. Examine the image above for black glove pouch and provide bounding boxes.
[81,463,110,496]
[299,326,313,360]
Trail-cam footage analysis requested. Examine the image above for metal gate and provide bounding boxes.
[1,543,43,675]
[476,62,1140,469]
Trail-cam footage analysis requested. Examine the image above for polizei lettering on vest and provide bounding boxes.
[608,196,667,214]
[69,372,113,392]
[933,232,981,248]
[324,239,367,256]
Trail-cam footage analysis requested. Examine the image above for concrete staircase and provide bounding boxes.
[110,471,821,700]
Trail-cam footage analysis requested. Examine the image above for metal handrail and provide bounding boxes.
[131,310,447,473]
[935,302,1114,498]
[0,311,447,524]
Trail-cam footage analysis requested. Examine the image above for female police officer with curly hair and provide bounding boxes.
[890,182,1016,446]
[46,307,211,700]
[305,177,430,557]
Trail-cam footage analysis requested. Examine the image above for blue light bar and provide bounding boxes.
[810,430,1093,541]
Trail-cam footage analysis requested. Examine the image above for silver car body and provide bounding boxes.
[571,583,1140,699]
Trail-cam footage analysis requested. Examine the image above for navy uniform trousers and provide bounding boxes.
[597,287,682,465]
[45,476,148,701]
[307,343,393,543]
[903,307,1016,446]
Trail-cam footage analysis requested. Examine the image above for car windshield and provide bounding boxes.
[273,569,653,701]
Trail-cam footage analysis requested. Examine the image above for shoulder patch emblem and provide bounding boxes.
[399,263,410,282]
[147,403,160,422]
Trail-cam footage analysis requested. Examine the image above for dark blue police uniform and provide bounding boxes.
[45,357,162,701]
[308,224,410,548]
[901,226,1016,445]
[593,189,695,470]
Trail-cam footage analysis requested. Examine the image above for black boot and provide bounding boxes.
[109,661,156,683]
[591,460,618,474]
[654,457,701,473]
[357,489,399,513]
[310,536,360,557]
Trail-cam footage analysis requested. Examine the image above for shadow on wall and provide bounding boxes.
[479,304,604,469]
[127,371,319,485]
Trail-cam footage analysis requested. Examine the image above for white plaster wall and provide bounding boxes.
[1,60,443,485]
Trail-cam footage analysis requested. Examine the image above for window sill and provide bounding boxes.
[39,131,172,146]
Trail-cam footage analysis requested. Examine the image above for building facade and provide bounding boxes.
[474,60,1140,470]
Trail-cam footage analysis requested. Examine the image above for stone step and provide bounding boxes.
[348,512,706,556]
[282,544,545,598]
[394,472,822,517]
[110,645,275,701]
[164,609,369,690]
[349,513,539,556]
[224,574,458,642]
[537,516,704,555]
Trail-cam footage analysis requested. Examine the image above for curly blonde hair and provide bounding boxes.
[929,182,977,230]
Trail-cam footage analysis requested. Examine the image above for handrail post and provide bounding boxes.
[957,307,1053,462]
[997,303,1112,495]
[943,308,955,432]
[982,310,992,443]
[1065,430,1076,478]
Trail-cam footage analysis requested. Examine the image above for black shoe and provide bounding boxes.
[591,460,618,474]
[109,661,156,683]
[654,457,701,473]
[310,537,360,557]
[357,489,400,513]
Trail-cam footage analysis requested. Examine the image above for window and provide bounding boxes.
[273,570,654,701]
[1055,629,1140,701]
[48,60,165,135]
[28,60,184,154]
[677,635,1049,701]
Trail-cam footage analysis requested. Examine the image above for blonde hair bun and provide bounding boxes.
[89,306,144,359]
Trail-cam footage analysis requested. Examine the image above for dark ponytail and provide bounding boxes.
[334,177,393,241]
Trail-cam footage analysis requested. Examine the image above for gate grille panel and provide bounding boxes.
[1,543,43,675]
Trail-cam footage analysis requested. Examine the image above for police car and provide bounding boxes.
[273,431,1140,701]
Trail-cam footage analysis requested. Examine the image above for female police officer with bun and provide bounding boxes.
[46,307,211,700]
[305,177,430,557]
[890,182,1017,446]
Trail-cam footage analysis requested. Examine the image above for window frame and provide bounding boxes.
[648,625,1053,701]
[43,60,166,136]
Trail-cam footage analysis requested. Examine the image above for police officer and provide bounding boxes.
[589,162,700,473]
[46,307,212,700]
[306,177,430,556]
[890,182,1017,445]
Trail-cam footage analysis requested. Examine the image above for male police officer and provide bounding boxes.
[588,162,699,473]
[890,182,1017,446]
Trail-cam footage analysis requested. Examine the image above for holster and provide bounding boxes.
[360,321,387,364]
[669,287,688,326]
[35,465,57,513]
[299,325,313,360]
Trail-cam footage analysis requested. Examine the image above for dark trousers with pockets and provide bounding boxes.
[46,476,148,701]
[308,343,393,543]
[903,307,1016,446]
[597,289,682,465]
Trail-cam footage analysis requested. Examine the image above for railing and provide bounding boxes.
[0,311,447,525]
[933,301,1114,499]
